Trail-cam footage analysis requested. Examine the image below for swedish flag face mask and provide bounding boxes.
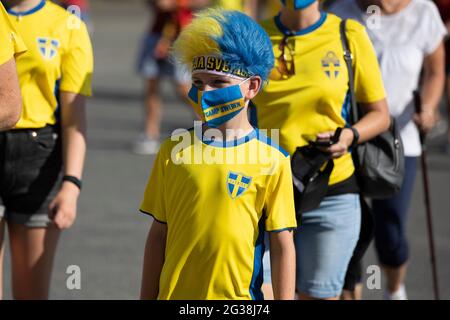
[187,78,250,128]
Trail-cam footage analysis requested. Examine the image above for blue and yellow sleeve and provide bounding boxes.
[264,155,298,232]
[60,17,93,96]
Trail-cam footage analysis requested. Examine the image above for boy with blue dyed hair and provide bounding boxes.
[139,9,297,300]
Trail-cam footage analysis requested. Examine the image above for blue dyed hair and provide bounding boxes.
[172,9,274,82]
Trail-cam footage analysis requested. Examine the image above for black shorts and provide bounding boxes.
[0,125,62,227]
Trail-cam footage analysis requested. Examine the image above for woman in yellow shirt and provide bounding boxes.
[253,0,390,300]
[0,0,93,299]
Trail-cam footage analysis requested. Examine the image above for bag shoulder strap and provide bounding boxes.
[339,19,359,124]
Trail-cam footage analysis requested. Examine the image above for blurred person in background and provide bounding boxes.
[133,0,208,155]
[329,0,446,300]
[213,0,258,18]
[434,0,450,154]
[253,0,390,300]
[0,0,93,299]
[0,2,26,132]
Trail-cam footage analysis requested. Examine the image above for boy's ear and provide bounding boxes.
[245,76,262,100]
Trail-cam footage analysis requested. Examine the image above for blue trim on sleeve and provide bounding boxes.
[267,227,296,233]
[274,11,327,36]
[249,217,265,300]
[6,0,46,16]
[139,209,167,224]
[255,129,290,157]
[341,90,351,126]
[53,79,61,124]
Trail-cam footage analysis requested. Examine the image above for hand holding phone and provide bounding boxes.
[311,127,342,148]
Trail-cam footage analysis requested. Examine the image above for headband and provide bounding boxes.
[191,55,253,79]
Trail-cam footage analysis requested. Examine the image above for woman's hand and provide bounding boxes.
[153,38,171,59]
[48,181,80,229]
[317,128,354,159]
[413,109,438,133]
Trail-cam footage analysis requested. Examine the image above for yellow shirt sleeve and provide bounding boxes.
[347,19,386,104]
[59,17,93,96]
[0,3,26,65]
[264,155,298,232]
[140,145,169,223]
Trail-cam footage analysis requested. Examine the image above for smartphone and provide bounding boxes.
[311,140,334,147]
[309,127,342,147]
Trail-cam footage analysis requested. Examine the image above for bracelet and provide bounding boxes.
[63,175,82,190]
[348,126,360,149]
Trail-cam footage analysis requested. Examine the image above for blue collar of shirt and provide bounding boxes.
[274,11,327,36]
[6,0,46,16]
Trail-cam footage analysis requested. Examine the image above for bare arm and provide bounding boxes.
[0,58,21,131]
[414,42,446,133]
[269,230,296,300]
[353,98,391,142]
[141,220,167,300]
[49,92,87,229]
[244,0,259,19]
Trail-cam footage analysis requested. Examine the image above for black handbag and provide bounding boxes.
[340,19,405,199]
[291,145,334,218]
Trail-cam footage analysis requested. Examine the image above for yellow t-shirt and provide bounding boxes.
[0,2,26,65]
[140,128,297,300]
[7,0,93,129]
[252,13,386,185]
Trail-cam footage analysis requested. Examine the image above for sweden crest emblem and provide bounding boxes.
[37,37,60,60]
[321,51,340,78]
[227,172,252,199]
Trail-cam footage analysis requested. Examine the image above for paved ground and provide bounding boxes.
[3,0,450,300]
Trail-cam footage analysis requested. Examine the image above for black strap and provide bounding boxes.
[339,19,359,125]
[63,175,82,190]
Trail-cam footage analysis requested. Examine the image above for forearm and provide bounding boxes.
[270,231,296,300]
[353,98,390,143]
[421,42,445,113]
[60,93,87,179]
[244,0,258,19]
[141,224,166,299]
[0,58,22,131]
[421,66,445,114]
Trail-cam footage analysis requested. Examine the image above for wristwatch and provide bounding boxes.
[348,126,360,149]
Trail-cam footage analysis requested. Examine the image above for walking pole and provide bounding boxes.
[413,90,440,300]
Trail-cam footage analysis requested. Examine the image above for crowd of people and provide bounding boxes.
[137,0,448,301]
[0,0,448,300]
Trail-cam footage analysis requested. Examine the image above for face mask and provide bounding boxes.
[188,78,250,128]
[280,0,316,10]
